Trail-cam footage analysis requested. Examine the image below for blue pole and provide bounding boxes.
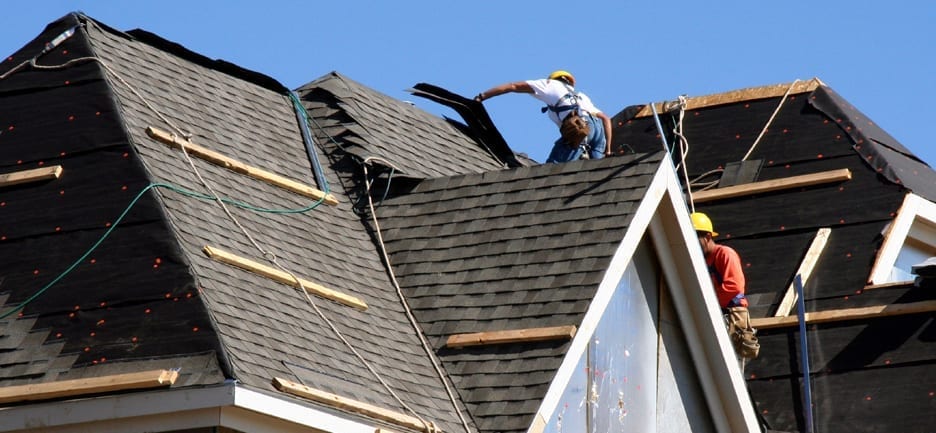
[794,274,815,433]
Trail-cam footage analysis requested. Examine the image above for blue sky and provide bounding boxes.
[3,1,934,165]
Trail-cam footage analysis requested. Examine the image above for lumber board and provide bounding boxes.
[635,78,822,118]
[0,165,63,188]
[446,325,577,348]
[146,126,338,206]
[751,300,936,330]
[774,228,831,317]
[272,377,437,432]
[202,245,367,310]
[863,280,915,290]
[0,369,178,405]
[692,168,851,203]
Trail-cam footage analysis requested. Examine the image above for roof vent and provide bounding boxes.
[718,159,763,188]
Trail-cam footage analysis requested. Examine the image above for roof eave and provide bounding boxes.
[0,383,389,433]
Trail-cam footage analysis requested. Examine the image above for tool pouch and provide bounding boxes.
[726,306,760,359]
[559,111,590,148]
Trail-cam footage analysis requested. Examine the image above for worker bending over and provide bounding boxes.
[692,212,760,360]
[475,70,612,163]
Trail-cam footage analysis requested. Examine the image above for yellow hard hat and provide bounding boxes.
[690,212,718,237]
[548,70,575,85]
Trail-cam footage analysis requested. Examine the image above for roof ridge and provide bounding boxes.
[78,12,289,95]
[635,77,825,118]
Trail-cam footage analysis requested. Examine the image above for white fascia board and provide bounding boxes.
[0,384,233,432]
[233,385,378,433]
[649,169,760,432]
[530,159,670,430]
[868,193,936,284]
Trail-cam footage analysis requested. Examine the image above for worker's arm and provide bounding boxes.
[718,247,746,298]
[593,111,613,156]
[475,81,533,101]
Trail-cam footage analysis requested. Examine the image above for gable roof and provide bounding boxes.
[612,79,936,432]
[374,151,759,432]
[0,12,497,432]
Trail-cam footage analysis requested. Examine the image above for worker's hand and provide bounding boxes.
[474,93,485,102]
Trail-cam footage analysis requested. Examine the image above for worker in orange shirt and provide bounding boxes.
[692,212,759,360]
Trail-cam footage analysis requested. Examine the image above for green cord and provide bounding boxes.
[0,182,326,320]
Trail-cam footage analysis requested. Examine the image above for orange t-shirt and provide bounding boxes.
[705,244,747,308]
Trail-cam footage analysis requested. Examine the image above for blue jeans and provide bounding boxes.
[546,114,607,163]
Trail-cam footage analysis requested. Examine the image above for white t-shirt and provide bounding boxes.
[525,78,601,126]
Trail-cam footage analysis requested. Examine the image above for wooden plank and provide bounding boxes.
[272,377,438,432]
[202,245,367,311]
[446,325,577,348]
[774,228,831,317]
[751,300,936,330]
[0,165,63,188]
[692,168,851,203]
[635,78,822,118]
[0,369,178,405]
[863,280,915,290]
[146,126,338,206]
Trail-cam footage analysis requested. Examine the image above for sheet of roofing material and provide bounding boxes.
[410,83,525,168]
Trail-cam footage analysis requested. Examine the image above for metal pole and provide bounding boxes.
[794,274,815,433]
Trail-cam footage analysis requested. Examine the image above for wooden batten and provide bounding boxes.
[145,126,338,206]
[0,369,178,405]
[774,228,831,317]
[202,245,367,310]
[0,165,63,188]
[635,78,822,118]
[446,325,577,348]
[692,168,852,203]
[272,377,438,432]
[751,300,936,330]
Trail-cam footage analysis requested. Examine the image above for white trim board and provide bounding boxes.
[0,383,380,433]
[868,193,936,284]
